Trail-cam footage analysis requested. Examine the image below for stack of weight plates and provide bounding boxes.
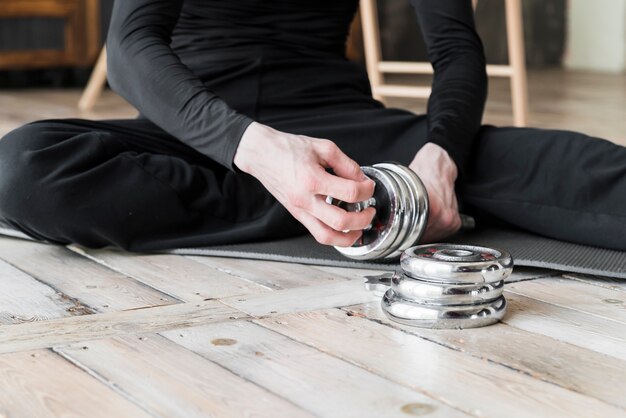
[382,244,513,329]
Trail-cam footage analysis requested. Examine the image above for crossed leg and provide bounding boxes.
[0,118,296,251]
[1,111,625,251]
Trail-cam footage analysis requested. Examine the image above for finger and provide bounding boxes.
[315,140,367,181]
[295,209,363,247]
[315,170,375,203]
[311,197,376,232]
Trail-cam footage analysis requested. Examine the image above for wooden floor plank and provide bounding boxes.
[55,335,312,418]
[563,273,626,293]
[188,256,351,290]
[310,265,387,281]
[69,246,269,301]
[0,350,153,418]
[0,279,378,355]
[0,237,179,311]
[161,320,468,418]
[344,302,626,410]
[0,299,247,355]
[219,279,377,316]
[507,276,626,324]
[0,259,93,324]
[505,267,561,282]
[504,293,626,361]
[256,309,625,418]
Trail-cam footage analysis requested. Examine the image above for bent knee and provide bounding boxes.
[0,121,66,219]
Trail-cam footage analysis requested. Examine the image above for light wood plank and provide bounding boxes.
[563,273,626,293]
[56,335,312,418]
[0,259,93,324]
[69,245,269,301]
[506,266,561,282]
[344,302,626,409]
[0,279,377,355]
[219,279,377,317]
[161,320,467,418]
[256,309,624,418]
[507,276,626,324]
[0,350,153,418]
[311,265,387,281]
[0,237,179,311]
[0,299,247,355]
[504,293,626,361]
[188,255,350,290]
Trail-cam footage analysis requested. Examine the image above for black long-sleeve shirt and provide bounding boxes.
[107,0,487,173]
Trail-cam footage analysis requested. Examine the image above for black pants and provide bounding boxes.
[1,108,626,252]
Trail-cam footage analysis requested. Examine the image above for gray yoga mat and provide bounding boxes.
[1,220,625,279]
[166,229,626,279]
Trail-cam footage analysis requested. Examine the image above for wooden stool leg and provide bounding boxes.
[360,0,384,101]
[505,0,529,127]
[78,47,108,111]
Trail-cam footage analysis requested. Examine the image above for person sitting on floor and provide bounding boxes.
[0,0,625,252]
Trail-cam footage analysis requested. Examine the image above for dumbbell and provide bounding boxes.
[366,243,513,329]
[327,162,474,260]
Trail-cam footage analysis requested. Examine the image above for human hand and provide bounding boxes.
[233,122,376,246]
[408,143,462,242]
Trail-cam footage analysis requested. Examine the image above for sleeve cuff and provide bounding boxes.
[219,113,256,172]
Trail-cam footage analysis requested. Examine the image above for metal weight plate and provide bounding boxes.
[374,168,413,259]
[382,288,507,329]
[333,166,404,260]
[374,163,429,258]
[390,271,504,305]
[401,244,513,284]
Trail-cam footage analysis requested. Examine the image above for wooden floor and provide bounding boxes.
[0,69,625,417]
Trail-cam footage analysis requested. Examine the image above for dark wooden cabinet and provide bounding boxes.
[0,0,100,69]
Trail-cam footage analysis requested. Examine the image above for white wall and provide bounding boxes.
[565,0,626,73]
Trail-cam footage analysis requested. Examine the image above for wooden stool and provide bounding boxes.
[360,0,529,126]
[78,46,107,111]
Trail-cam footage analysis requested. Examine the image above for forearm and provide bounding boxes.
[107,0,253,170]
[409,142,462,242]
[409,0,488,176]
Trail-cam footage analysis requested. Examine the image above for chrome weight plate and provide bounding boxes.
[375,168,413,259]
[374,163,429,258]
[332,166,404,260]
[331,162,430,261]
[382,289,507,329]
[391,271,504,305]
[401,244,513,284]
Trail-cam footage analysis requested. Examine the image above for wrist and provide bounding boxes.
[234,121,265,174]
[414,143,458,180]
